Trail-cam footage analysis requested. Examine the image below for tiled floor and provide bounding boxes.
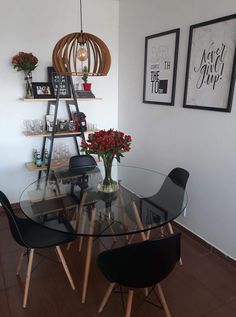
[0,209,236,317]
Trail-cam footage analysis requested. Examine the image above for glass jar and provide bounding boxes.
[58,120,67,131]
[68,121,76,132]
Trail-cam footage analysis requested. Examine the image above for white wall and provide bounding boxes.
[119,0,236,260]
[0,0,119,202]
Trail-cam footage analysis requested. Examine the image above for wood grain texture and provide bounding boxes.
[52,32,111,76]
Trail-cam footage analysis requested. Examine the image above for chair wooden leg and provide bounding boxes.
[55,246,75,290]
[78,236,84,252]
[127,233,135,245]
[16,248,25,275]
[67,194,87,252]
[98,282,116,313]
[156,283,171,317]
[23,249,34,308]
[82,207,96,303]
[66,242,72,251]
[125,290,134,317]
[146,225,151,240]
[78,211,87,252]
[167,222,174,234]
[132,202,147,241]
[168,223,183,265]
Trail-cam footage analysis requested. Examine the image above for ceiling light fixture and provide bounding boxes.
[52,0,111,76]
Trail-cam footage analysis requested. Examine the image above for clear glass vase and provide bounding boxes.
[99,155,118,193]
[24,71,33,99]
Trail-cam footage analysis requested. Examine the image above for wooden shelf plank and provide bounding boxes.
[23,131,83,137]
[21,97,102,102]
[25,160,69,172]
[23,130,96,137]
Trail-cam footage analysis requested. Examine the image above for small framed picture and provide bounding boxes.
[32,82,55,99]
[47,66,71,98]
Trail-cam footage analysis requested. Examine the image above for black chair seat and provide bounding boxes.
[16,218,76,249]
[97,233,181,316]
[98,233,181,288]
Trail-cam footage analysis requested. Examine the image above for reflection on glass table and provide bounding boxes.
[20,165,187,237]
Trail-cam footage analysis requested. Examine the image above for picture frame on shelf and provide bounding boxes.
[47,66,71,98]
[32,82,55,99]
[183,14,236,112]
[143,28,180,105]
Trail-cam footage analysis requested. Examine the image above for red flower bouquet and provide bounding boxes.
[81,129,132,192]
[11,52,38,98]
[12,52,38,72]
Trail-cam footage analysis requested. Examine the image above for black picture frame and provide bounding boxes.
[143,28,180,105]
[183,14,236,112]
[32,82,55,99]
[140,199,168,225]
[47,66,71,98]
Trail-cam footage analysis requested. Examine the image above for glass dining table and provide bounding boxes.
[20,164,187,303]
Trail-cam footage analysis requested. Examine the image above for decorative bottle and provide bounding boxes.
[35,152,42,167]
[32,149,37,165]
[44,149,49,166]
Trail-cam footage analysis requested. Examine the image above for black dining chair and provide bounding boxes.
[142,167,189,265]
[97,233,181,317]
[127,167,189,245]
[164,167,189,235]
[0,190,76,308]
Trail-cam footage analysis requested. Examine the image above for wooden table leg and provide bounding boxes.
[81,207,96,303]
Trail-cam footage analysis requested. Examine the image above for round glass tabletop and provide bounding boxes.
[20,165,187,237]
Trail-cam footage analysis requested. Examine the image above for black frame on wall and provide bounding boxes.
[143,28,180,106]
[183,13,236,112]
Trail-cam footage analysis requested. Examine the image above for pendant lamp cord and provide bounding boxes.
[80,0,83,32]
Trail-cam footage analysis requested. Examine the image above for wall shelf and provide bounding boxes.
[23,130,95,138]
[25,160,69,172]
[21,97,102,102]
[23,131,83,138]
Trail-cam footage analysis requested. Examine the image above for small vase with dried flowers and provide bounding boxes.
[11,52,38,98]
[81,129,132,192]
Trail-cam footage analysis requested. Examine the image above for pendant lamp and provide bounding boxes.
[52,0,111,76]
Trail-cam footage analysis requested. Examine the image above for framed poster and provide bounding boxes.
[183,14,236,112]
[32,82,55,99]
[143,28,180,105]
[47,66,71,98]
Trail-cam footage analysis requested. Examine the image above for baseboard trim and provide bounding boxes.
[173,221,236,268]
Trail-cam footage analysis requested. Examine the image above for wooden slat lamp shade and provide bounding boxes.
[52,32,111,76]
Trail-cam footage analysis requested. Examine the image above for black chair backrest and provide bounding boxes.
[97,233,181,288]
[142,168,189,222]
[168,167,189,189]
[0,191,27,247]
[69,154,97,170]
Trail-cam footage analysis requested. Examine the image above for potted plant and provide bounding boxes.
[82,66,92,91]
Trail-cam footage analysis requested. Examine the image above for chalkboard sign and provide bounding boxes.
[47,66,71,98]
